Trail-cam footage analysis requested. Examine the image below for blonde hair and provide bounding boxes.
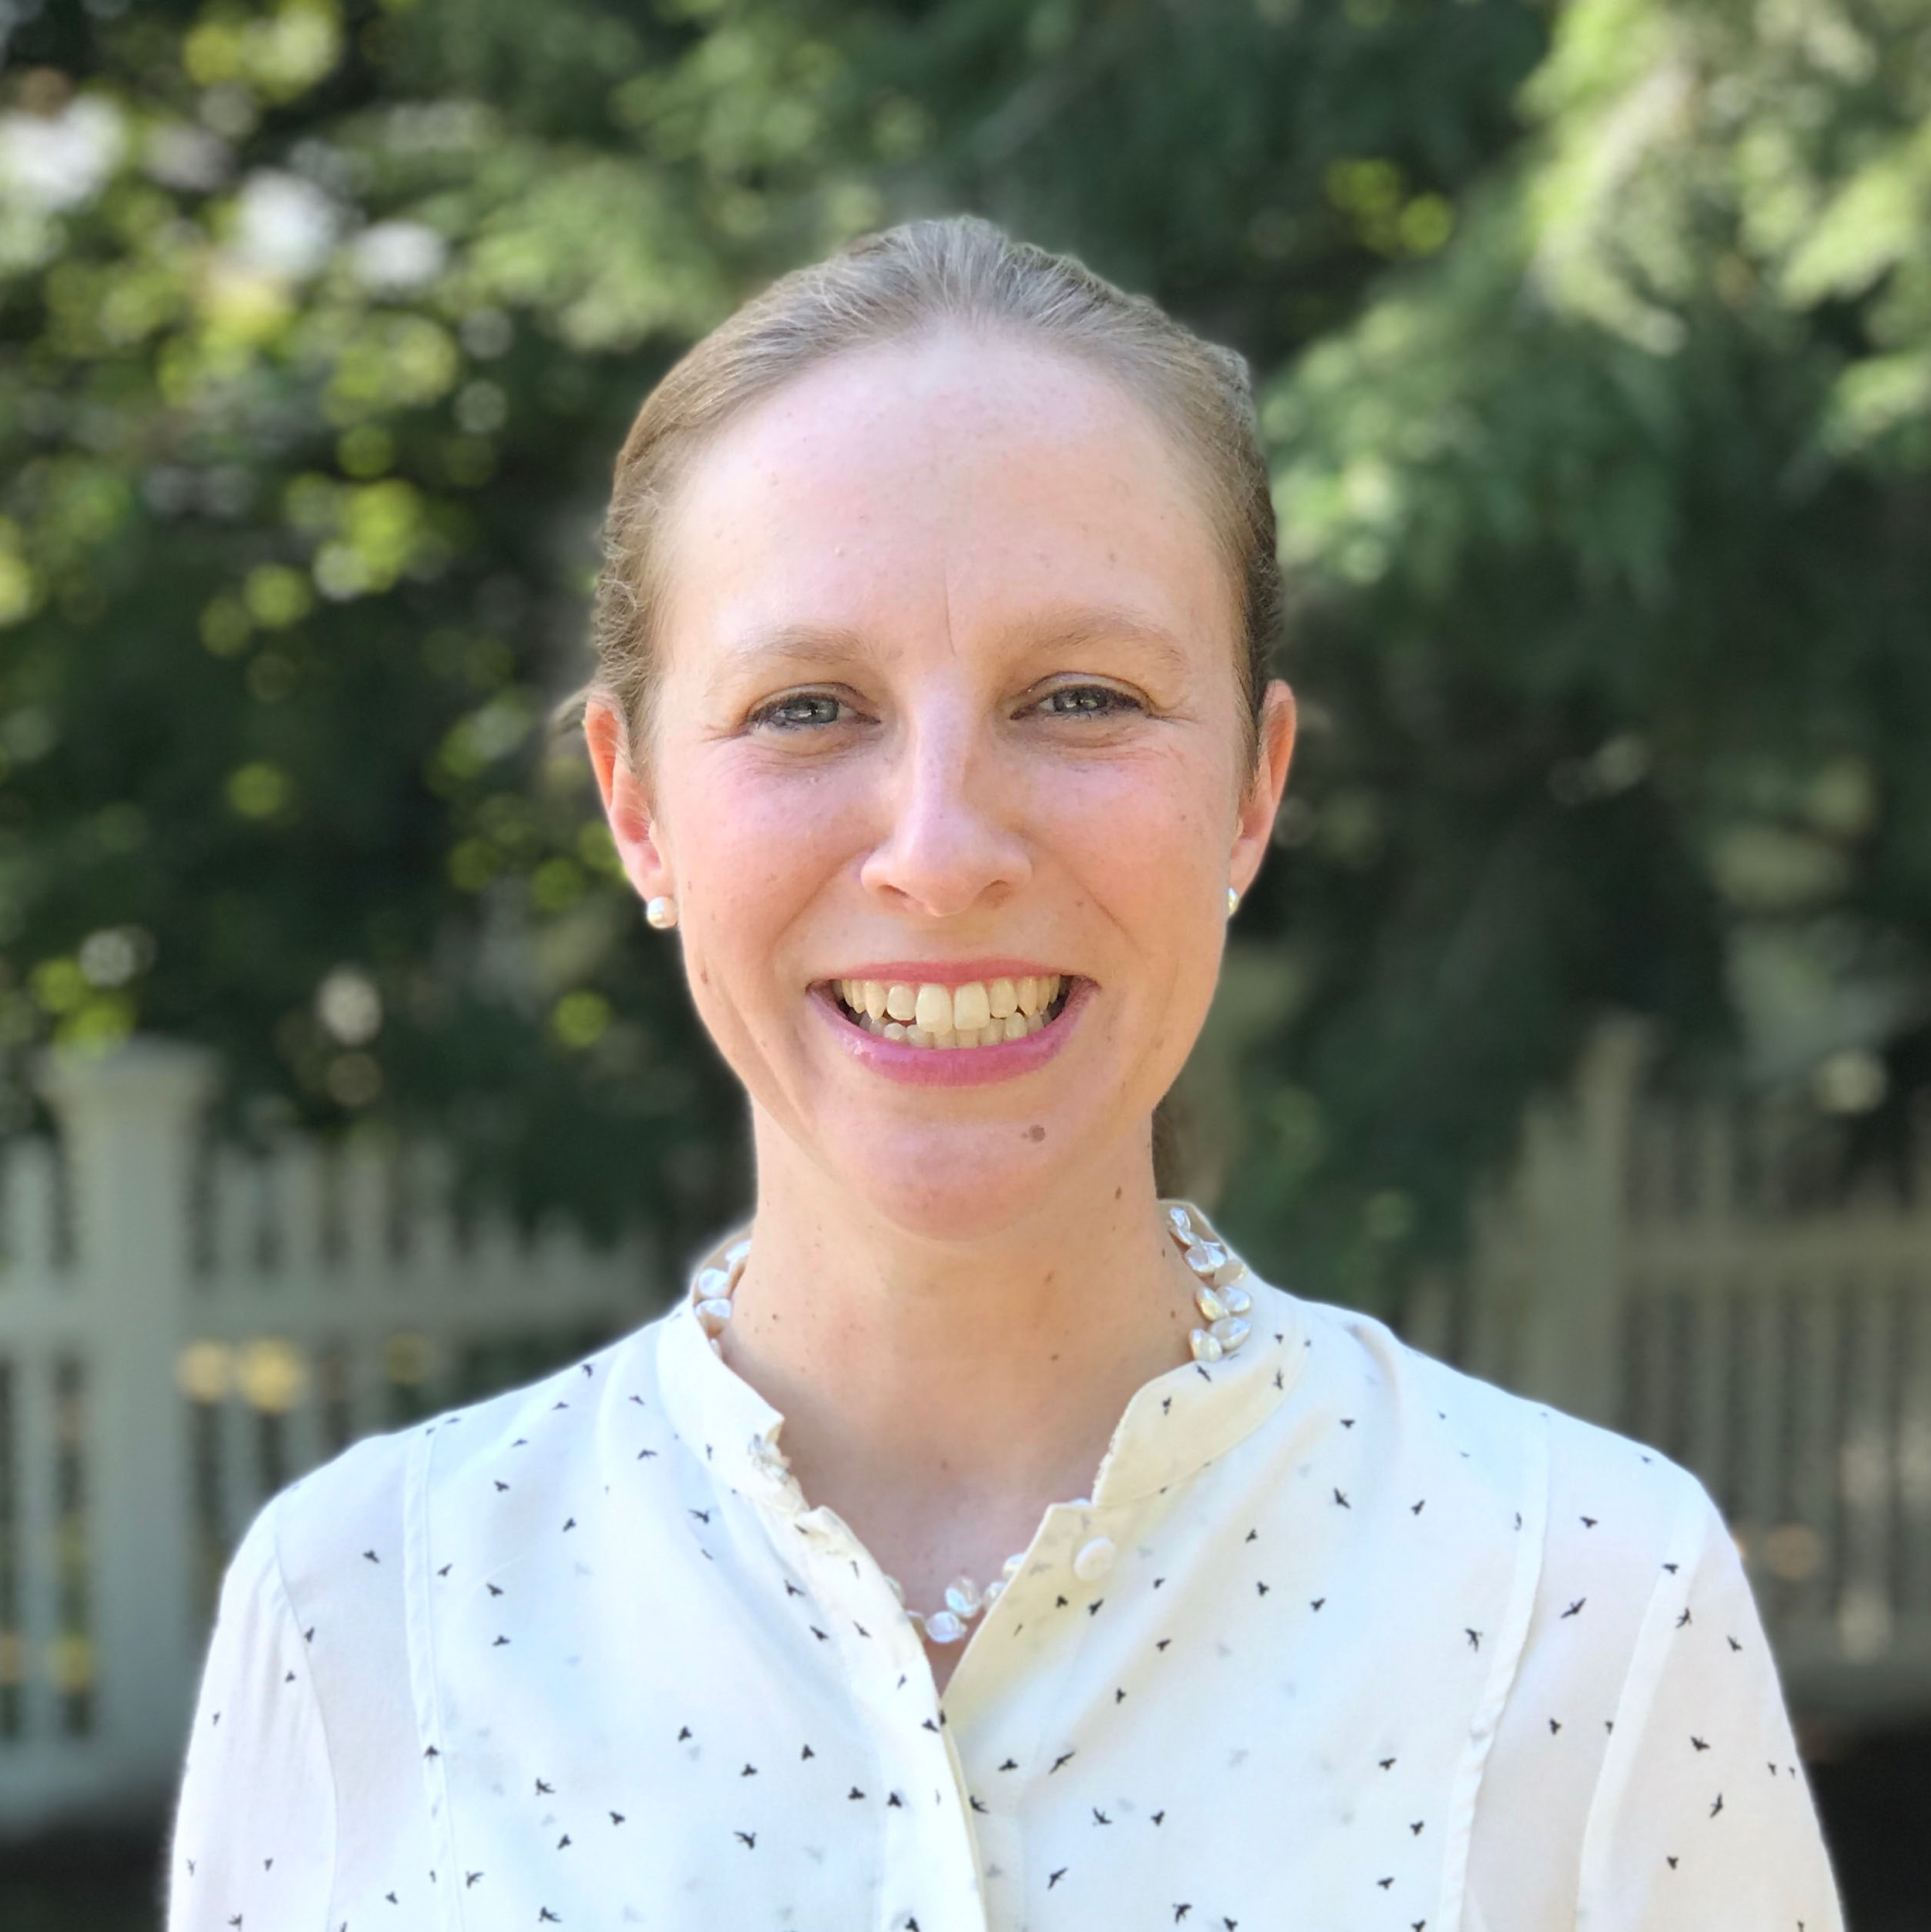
[571,214,1282,769]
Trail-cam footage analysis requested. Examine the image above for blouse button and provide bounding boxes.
[1072,1536,1117,1582]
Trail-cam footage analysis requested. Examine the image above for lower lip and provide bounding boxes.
[810,980,1093,1087]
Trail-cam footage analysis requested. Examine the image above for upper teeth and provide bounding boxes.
[834,975,1064,1049]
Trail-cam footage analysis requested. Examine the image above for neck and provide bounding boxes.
[716,1108,1202,1575]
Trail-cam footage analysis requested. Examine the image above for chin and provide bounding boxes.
[814,1107,1142,1248]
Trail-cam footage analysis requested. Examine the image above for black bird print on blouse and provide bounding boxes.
[166,1206,1844,1932]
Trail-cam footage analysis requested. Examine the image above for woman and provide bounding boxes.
[168,218,1843,1932]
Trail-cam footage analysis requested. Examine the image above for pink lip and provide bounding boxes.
[814,958,1070,988]
[809,978,1093,1087]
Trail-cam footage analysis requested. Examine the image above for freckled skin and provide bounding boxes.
[585,329,1295,1677]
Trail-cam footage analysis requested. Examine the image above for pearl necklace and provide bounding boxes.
[689,1202,1254,1644]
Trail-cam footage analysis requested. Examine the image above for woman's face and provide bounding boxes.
[589,329,1295,1241]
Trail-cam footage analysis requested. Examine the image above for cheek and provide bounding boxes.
[663,749,858,957]
[1022,741,1232,931]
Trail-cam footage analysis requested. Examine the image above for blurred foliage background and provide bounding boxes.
[0,0,1927,1307]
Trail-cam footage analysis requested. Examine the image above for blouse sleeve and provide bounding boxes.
[166,1495,338,1932]
[1577,1480,1845,1932]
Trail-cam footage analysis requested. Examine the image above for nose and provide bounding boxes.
[858,704,1031,918]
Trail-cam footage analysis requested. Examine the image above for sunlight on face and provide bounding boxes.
[616,329,1288,1238]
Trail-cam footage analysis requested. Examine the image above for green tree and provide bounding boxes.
[0,0,872,1244]
[1219,0,1931,1301]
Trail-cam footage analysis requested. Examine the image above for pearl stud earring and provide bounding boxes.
[1226,886,1240,918]
[644,896,678,930]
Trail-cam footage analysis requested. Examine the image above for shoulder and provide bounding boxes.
[266,1311,672,1609]
[1305,1295,1725,1695]
[1281,1286,1713,1572]
[1281,1291,1735,1779]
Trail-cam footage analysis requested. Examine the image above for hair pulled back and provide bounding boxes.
[578,215,1282,770]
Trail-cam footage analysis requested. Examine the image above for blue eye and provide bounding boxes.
[752,693,844,729]
[1038,685,1141,717]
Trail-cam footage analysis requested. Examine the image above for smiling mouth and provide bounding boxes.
[822,973,1074,1050]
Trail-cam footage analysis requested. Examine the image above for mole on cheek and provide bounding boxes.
[1025,1125,1046,1142]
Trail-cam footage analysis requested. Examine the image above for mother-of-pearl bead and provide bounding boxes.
[1171,1213,1253,1359]
[695,1296,734,1335]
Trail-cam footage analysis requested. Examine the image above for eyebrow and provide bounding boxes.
[1012,606,1194,681]
[713,623,872,677]
[713,606,1195,684]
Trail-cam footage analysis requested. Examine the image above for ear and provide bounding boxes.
[583,697,674,904]
[1230,679,1297,899]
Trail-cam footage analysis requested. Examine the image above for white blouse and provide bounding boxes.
[167,1207,1844,1932]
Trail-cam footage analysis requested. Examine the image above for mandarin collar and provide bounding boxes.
[652,1200,1306,1511]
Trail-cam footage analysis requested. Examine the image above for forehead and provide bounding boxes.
[653,328,1237,674]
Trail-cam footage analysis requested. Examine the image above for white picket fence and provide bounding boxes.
[1413,1019,1931,1723]
[0,1038,666,1838]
